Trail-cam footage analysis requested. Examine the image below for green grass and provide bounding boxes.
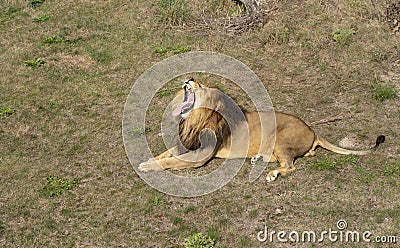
[41,176,79,197]
[206,226,221,243]
[0,6,19,17]
[88,48,113,64]
[32,13,50,22]
[153,44,191,54]
[370,75,397,101]
[0,107,15,117]
[184,232,215,248]
[184,205,197,214]
[384,160,400,176]
[214,82,226,92]
[310,155,358,171]
[156,89,173,97]
[42,36,66,44]
[332,28,356,45]
[23,58,45,68]
[155,0,190,25]
[374,84,397,102]
[249,209,258,218]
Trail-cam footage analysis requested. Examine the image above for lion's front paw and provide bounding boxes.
[250,154,262,166]
[266,170,279,182]
[138,159,163,172]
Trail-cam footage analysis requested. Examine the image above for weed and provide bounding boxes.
[41,176,79,197]
[155,0,190,25]
[332,29,355,45]
[42,36,66,44]
[0,107,15,117]
[29,0,45,8]
[24,58,45,68]
[32,14,50,22]
[184,232,215,248]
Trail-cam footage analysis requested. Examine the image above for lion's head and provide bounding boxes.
[173,78,246,154]
[172,78,204,118]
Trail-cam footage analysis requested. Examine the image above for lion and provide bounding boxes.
[139,78,385,182]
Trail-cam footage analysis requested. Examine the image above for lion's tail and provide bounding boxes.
[315,135,385,155]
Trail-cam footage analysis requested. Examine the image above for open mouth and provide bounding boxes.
[172,82,195,117]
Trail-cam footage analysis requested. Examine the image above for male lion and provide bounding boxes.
[139,78,385,182]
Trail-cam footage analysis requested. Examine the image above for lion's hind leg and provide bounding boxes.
[266,148,296,182]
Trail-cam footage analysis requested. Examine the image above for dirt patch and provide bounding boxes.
[52,53,95,70]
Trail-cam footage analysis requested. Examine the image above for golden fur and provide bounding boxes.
[139,79,385,182]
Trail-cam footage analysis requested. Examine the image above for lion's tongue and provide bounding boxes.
[172,92,194,116]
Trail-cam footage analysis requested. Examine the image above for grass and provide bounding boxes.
[384,159,400,176]
[310,155,358,171]
[0,6,19,17]
[88,48,113,64]
[373,84,398,102]
[371,75,398,101]
[41,176,79,197]
[32,13,50,22]
[332,28,356,45]
[184,232,215,248]
[0,107,15,117]
[23,58,45,68]
[1,0,399,247]
[155,0,190,25]
[42,36,66,44]
[153,44,191,54]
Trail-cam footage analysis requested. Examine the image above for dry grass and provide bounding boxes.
[0,0,399,247]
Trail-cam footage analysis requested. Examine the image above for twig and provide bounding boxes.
[310,114,343,126]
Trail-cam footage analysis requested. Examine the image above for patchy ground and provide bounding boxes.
[0,0,399,247]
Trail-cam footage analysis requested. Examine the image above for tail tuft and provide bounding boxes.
[376,135,385,146]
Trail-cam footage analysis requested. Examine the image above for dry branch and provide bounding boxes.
[186,1,276,36]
